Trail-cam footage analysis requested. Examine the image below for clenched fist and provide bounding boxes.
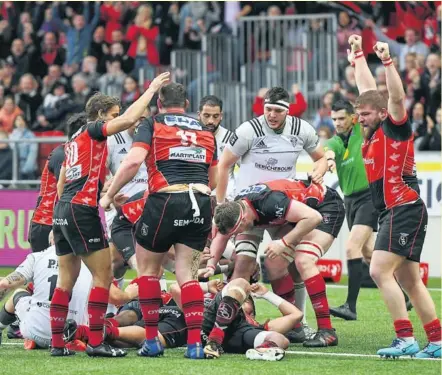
[348,34,362,52]
[373,42,390,60]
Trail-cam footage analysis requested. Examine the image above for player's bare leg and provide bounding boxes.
[50,253,81,356]
[231,233,262,280]
[246,331,288,362]
[330,225,372,321]
[81,248,127,357]
[205,278,251,359]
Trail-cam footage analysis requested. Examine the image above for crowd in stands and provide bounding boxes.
[0,1,439,183]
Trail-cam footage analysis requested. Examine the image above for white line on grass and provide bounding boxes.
[285,350,440,361]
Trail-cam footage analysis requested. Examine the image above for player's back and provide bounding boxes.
[133,113,218,193]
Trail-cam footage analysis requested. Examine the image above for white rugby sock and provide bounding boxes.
[294,282,307,323]
[160,273,167,291]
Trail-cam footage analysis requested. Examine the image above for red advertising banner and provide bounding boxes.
[0,190,39,266]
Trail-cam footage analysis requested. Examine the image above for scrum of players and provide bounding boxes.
[0,36,440,361]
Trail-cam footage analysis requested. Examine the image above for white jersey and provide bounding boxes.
[213,125,237,200]
[227,115,320,192]
[107,130,148,196]
[16,246,92,326]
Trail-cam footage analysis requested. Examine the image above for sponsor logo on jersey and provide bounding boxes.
[255,139,267,149]
[169,147,207,162]
[363,158,374,166]
[53,218,68,225]
[289,137,298,148]
[341,156,354,166]
[88,238,101,243]
[237,184,267,197]
[399,233,409,246]
[174,217,205,226]
[118,148,128,154]
[164,115,202,130]
[66,165,82,180]
[254,158,293,172]
[141,223,149,236]
[229,132,238,146]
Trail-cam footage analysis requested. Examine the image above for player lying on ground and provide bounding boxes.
[0,235,138,349]
[204,178,345,347]
[349,34,441,358]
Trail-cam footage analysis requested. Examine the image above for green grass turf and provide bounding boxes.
[0,267,440,374]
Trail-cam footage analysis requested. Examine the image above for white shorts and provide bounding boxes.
[105,208,117,241]
[16,297,51,348]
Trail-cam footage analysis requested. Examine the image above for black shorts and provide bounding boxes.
[201,322,266,354]
[118,300,142,321]
[344,189,378,231]
[375,199,428,262]
[316,188,345,238]
[28,222,52,252]
[111,216,136,263]
[158,310,187,348]
[53,201,109,256]
[135,192,212,253]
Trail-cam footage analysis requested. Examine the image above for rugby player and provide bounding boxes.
[101,82,218,359]
[50,71,170,357]
[207,178,345,347]
[349,35,441,358]
[214,86,328,335]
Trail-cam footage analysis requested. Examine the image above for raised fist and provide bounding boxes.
[348,34,362,52]
[373,42,390,60]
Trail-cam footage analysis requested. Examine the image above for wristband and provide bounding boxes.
[200,282,209,293]
[262,291,284,307]
[382,57,393,67]
[351,50,364,67]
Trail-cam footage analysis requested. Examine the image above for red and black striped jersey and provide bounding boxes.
[132,113,218,193]
[362,115,420,211]
[60,121,108,207]
[32,145,65,225]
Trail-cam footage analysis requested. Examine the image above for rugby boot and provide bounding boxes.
[86,343,127,357]
[285,325,305,343]
[302,323,316,341]
[246,340,285,361]
[329,303,357,321]
[303,328,338,347]
[377,338,419,358]
[24,339,37,350]
[66,340,87,352]
[415,342,441,359]
[137,337,164,357]
[185,342,205,359]
[50,347,76,356]
[7,320,22,339]
[203,340,223,359]
[63,319,77,343]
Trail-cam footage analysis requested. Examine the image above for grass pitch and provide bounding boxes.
[0,268,440,375]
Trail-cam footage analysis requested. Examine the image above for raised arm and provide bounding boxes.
[348,35,377,94]
[373,42,407,123]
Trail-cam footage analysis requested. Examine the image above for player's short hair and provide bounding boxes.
[199,95,223,112]
[85,93,120,121]
[214,201,242,235]
[332,100,354,115]
[354,90,387,111]
[159,82,187,108]
[264,87,290,103]
[67,112,87,138]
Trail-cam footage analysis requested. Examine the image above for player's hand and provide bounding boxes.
[199,248,213,266]
[113,192,128,208]
[208,279,223,294]
[348,34,362,52]
[264,240,288,260]
[250,282,268,297]
[148,72,171,92]
[125,283,138,299]
[199,266,215,279]
[373,42,390,61]
[308,170,324,185]
[99,194,113,211]
[327,158,336,173]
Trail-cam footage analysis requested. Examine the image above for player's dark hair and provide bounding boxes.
[85,92,120,121]
[264,87,290,103]
[214,201,242,235]
[354,90,388,111]
[332,100,354,115]
[199,95,223,112]
[67,112,87,138]
[159,82,187,108]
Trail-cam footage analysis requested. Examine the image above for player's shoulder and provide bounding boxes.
[237,116,265,138]
[381,114,413,141]
[107,130,128,146]
[216,126,233,143]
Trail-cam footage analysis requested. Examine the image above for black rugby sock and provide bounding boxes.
[346,258,363,313]
[0,305,17,330]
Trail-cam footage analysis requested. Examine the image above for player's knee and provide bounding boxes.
[294,253,316,274]
[12,289,31,307]
[266,332,289,349]
[225,278,250,302]
[345,242,362,260]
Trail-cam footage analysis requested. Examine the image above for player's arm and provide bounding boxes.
[323,139,338,173]
[0,255,34,302]
[303,122,327,183]
[373,41,407,123]
[203,232,231,278]
[348,35,377,93]
[105,72,169,136]
[109,282,138,305]
[208,136,219,190]
[100,119,152,209]
[57,164,66,198]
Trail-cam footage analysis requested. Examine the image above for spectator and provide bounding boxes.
[313,91,335,132]
[0,95,23,133]
[318,125,333,144]
[121,75,140,107]
[39,31,66,74]
[419,108,441,151]
[70,73,94,112]
[336,11,361,73]
[98,57,126,97]
[110,29,129,52]
[182,16,205,50]
[400,52,419,85]
[41,64,69,96]
[33,82,75,132]
[366,21,430,71]
[101,2,124,44]
[410,102,427,141]
[0,59,16,94]
[52,2,101,65]
[106,42,134,74]
[126,5,160,70]
[38,5,60,36]
[252,84,307,118]
[374,65,386,85]
[0,130,13,184]
[15,73,43,125]
[418,53,441,119]
[88,25,109,73]
[9,114,38,180]
[342,65,357,92]
[158,2,180,66]
[81,55,100,90]
[7,38,31,85]
[0,18,14,60]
